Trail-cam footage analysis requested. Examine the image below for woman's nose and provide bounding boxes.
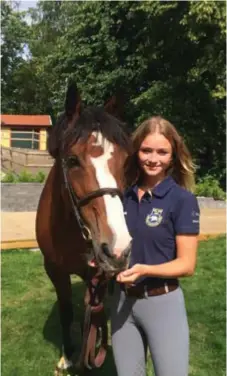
[146,153,158,163]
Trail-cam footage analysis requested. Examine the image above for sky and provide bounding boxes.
[16,1,38,57]
[18,1,38,11]
[17,0,38,26]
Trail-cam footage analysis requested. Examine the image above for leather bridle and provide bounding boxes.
[61,158,123,241]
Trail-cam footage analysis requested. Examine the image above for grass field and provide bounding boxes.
[2,236,226,376]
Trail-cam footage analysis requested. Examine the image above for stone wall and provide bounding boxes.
[1,183,226,212]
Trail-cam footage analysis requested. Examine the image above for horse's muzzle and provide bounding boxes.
[97,241,132,275]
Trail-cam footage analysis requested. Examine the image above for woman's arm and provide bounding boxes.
[116,235,198,284]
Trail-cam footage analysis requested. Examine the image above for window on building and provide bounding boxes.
[11,128,39,149]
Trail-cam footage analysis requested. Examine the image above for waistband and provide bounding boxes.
[120,280,179,299]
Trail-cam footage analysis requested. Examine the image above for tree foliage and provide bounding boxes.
[1,0,226,186]
[1,0,29,112]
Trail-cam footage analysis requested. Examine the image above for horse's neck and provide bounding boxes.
[50,161,74,220]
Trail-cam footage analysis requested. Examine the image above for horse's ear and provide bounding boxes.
[104,95,117,114]
[65,81,82,120]
[104,95,125,120]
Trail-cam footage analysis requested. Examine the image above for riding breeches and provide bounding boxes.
[110,284,189,376]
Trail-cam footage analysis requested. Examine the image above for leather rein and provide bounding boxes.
[61,157,121,370]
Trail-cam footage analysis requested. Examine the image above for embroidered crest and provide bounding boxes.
[145,208,163,227]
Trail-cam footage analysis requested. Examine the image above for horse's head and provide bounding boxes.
[50,83,132,275]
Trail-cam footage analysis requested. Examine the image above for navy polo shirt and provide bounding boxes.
[123,176,200,286]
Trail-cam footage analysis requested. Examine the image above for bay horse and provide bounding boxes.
[36,82,132,375]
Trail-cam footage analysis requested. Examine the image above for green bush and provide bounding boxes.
[195,175,226,200]
[17,170,35,182]
[1,171,17,182]
[1,170,46,183]
[34,171,46,183]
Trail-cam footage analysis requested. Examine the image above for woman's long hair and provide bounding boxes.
[125,116,196,191]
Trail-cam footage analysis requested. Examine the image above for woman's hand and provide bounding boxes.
[116,264,147,284]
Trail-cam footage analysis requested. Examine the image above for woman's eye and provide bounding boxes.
[67,156,81,169]
[141,148,151,154]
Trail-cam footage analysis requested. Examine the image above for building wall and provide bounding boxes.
[39,129,47,151]
[1,128,11,147]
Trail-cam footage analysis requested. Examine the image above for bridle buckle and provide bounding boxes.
[143,285,148,299]
[81,225,92,241]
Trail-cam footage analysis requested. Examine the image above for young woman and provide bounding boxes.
[110,116,200,376]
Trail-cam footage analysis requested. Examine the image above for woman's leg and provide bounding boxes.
[134,287,189,376]
[110,285,147,376]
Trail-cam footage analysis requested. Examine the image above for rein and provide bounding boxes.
[77,272,108,370]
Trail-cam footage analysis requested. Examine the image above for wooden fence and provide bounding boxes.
[1,146,54,174]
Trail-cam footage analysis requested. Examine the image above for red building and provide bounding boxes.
[1,114,52,150]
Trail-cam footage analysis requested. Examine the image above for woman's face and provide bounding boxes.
[138,132,172,181]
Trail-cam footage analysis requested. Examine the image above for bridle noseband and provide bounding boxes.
[61,158,123,241]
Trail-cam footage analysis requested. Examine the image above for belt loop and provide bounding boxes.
[164,283,169,294]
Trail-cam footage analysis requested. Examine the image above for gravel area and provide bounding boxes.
[1,183,226,212]
[1,183,43,212]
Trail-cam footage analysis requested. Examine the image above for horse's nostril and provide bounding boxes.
[101,243,114,259]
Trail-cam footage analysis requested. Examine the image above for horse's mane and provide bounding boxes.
[47,106,131,158]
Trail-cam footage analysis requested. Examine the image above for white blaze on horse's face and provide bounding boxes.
[90,132,132,257]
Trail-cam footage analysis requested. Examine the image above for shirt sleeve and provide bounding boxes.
[172,192,200,235]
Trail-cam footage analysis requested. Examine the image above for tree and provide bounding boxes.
[1,0,29,112]
[2,1,226,185]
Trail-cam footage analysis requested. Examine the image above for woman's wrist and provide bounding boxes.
[141,264,152,277]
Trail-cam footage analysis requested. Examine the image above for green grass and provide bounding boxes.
[2,236,226,376]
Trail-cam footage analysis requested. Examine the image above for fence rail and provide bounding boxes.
[1,146,53,174]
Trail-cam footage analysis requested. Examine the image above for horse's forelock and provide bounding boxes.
[63,107,130,154]
[47,106,131,159]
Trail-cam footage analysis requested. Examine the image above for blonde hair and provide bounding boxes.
[125,116,196,191]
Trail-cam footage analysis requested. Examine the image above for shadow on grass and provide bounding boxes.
[42,280,116,375]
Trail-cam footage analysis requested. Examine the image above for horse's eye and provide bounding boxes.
[67,156,81,169]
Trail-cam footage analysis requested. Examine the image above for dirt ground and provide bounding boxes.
[1,208,226,249]
[199,208,226,237]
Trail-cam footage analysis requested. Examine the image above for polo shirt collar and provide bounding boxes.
[126,176,175,199]
[152,176,175,197]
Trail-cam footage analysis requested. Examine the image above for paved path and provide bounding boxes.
[1,208,226,249]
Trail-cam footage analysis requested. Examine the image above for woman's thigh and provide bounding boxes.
[110,285,147,376]
[134,287,189,376]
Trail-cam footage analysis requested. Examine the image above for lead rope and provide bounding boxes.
[77,275,108,370]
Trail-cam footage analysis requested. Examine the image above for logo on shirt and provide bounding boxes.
[191,210,199,223]
[145,208,163,227]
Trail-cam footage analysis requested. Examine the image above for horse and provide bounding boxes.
[36,82,132,375]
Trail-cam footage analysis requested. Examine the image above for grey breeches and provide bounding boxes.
[110,284,189,376]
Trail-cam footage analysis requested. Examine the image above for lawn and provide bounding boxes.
[2,236,226,376]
